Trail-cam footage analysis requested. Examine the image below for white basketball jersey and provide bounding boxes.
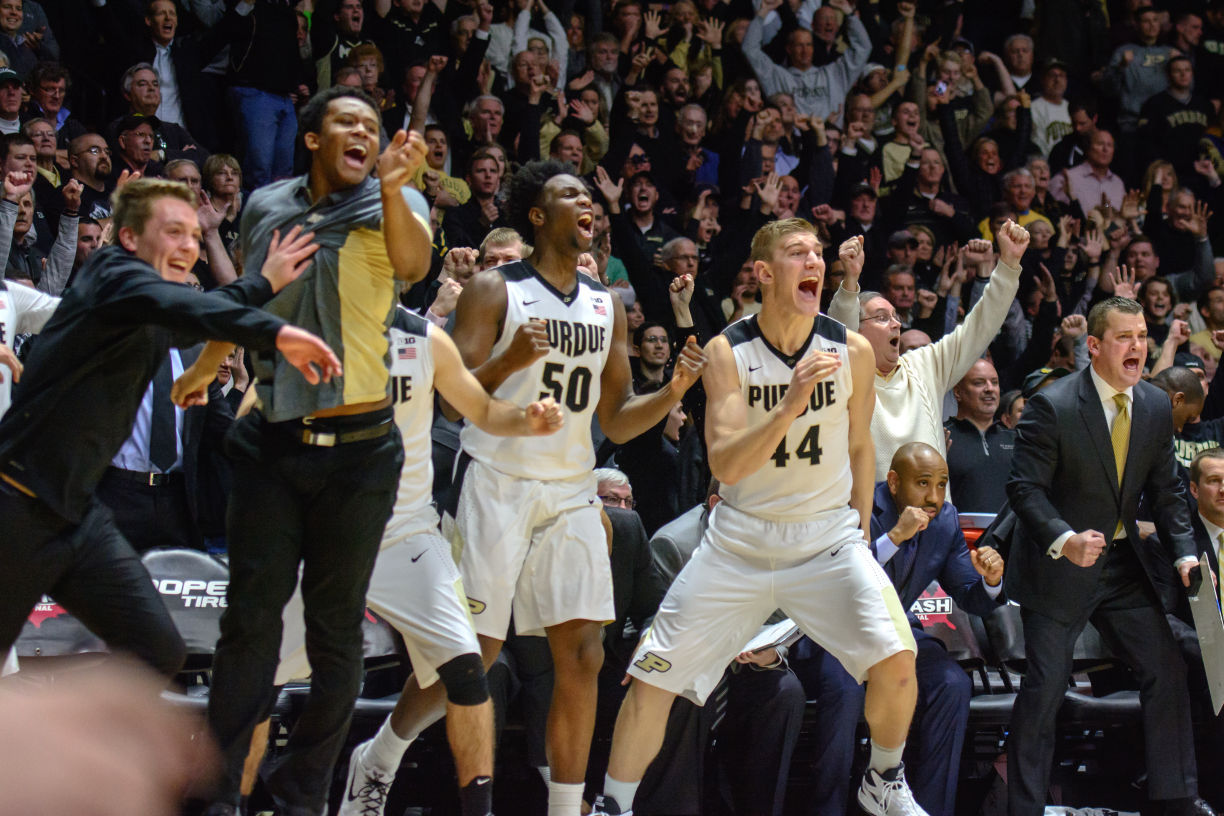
[719,314,854,522]
[460,261,615,480]
[389,306,437,516]
[0,280,59,419]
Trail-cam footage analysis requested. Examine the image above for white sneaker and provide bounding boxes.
[336,740,395,816]
[857,763,929,816]
[591,794,633,815]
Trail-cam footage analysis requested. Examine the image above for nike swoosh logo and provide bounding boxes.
[411,551,426,562]
[522,299,540,306]
[589,498,596,504]
[748,365,763,372]
[346,766,365,802]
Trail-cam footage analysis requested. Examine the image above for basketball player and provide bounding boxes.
[341,160,706,816]
[590,219,925,816]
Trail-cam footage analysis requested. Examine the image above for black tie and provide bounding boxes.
[150,356,176,473]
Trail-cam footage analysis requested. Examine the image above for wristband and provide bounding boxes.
[895,63,907,71]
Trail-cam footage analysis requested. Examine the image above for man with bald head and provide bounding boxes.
[946,359,1015,513]
[874,442,1007,816]
[898,330,931,355]
[797,441,1007,816]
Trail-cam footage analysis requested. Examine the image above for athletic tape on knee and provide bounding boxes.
[437,653,489,706]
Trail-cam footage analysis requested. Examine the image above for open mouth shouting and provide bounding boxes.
[796,274,822,307]
[576,210,594,241]
[343,143,369,170]
[1122,352,1142,378]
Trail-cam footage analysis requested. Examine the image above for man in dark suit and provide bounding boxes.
[1005,296,1213,816]
[870,442,1007,816]
[96,345,237,553]
[793,441,1008,816]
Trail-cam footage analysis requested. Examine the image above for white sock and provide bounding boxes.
[537,765,551,785]
[364,718,414,774]
[603,775,640,812]
[547,780,585,816]
[869,740,905,774]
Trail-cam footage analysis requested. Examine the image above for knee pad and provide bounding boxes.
[437,653,490,706]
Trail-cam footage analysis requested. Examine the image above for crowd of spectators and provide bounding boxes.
[8,0,1224,812]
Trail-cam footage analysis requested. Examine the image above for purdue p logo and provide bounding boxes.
[633,652,672,673]
[467,598,487,615]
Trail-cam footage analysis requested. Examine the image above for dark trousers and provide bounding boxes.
[908,633,972,816]
[205,410,403,815]
[717,664,807,816]
[1007,544,1196,816]
[488,630,555,769]
[790,639,866,816]
[790,633,971,816]
[96,468,201,552]
[0,483,186,677]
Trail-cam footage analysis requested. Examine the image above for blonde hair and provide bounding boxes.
[112,178,196,237]
[749,217,819,263]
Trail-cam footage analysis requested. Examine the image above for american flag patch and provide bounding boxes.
[592,300,606,316]
[398,346,417,360]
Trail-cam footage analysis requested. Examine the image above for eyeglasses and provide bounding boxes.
[629,154,650,166]
[599,494,636,509]
[75,146,110,156]
[864,310,899,326]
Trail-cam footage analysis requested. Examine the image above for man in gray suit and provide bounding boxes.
[1005,296,1213,816]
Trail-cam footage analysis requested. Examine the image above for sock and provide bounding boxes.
[547,780,585,816]
[603,775,640,813]
[364,718,414,774]
[537,765,551,785]
[459,775,493,816]
[869,740,905,774]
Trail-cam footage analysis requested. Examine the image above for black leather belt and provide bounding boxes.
[106,467,183,487]
[293,417,393,447]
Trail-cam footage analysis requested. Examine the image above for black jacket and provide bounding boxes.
[0,246,285,522]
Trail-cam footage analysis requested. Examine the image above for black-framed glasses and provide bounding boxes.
[599,494,636,509]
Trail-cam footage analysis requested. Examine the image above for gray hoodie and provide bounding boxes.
[742,12,871,123]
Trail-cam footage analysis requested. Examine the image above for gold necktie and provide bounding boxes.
[1111,393,1130,540]
[1111,393,1130,485]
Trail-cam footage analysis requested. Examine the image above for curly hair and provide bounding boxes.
[503,159,577,243]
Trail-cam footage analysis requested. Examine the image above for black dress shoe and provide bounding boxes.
[1165,797,1218,816]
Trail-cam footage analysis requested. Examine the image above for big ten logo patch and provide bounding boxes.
[633,652,672,673]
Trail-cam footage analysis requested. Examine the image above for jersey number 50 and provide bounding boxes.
[539,362,593,412]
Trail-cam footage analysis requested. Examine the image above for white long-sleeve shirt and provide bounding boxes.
[828,260,1022,480]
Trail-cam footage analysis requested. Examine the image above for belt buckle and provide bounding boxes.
[302,429,336,447]
[147,472,158,487]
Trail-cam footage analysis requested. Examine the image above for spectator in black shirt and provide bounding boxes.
[216,0,306,188]
[68,132,115,221]
[202,152,243,254]
[109,114,161,182]
[310,0,377,88]
[107,65,204,165]
[945,358,1015,513]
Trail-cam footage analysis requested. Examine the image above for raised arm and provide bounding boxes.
[845,331,876,539]
[39,180,83,296]
[376,131,433,283]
